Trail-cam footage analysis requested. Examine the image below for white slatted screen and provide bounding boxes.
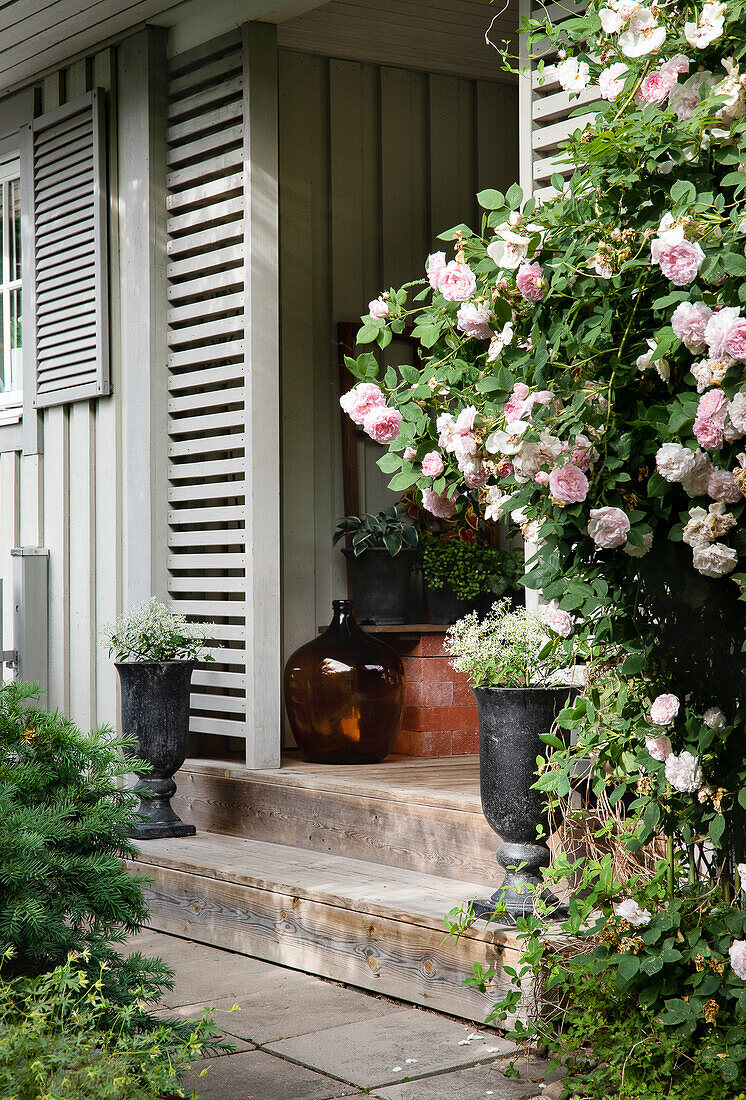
[519,0,592,202]
[165,33,250,744]
[21,89,110,407]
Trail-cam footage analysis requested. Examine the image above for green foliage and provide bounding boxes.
[102,597,213,662]
[0,953,226,1100]
[419,532,522,599]
[333,507,418,557]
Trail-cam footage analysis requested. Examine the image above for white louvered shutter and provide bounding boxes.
[21,90,109,408]
[519,0,593,202]
[165,33,250,745]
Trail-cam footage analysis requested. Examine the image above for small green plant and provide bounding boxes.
[0,952,226,1100]
[102,597,214,662]
[445,599,580,686]
[333,506,418,557]
[420,531,522,600]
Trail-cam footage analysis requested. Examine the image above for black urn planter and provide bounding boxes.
[471,685,573,924]
[342,547,416,625]
[116,660,197,840]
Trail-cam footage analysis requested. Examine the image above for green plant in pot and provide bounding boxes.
[420,528,523,624]
[446,598,582,924]
[102,597,214,840]
[333,506,418,625]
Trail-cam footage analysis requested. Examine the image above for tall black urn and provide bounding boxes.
[115,660,197,840]
[471,685,572,923]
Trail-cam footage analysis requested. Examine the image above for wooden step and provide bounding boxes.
[129,833,526,1025]
[171,755,500,883]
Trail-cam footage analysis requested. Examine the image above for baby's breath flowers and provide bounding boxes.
[101,597,214,662]
[444,599,580,686]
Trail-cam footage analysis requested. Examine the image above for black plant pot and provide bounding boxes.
[115,660,197,840]
[342,547,416,625]
[424,582,497,625]
[470,685,573,924]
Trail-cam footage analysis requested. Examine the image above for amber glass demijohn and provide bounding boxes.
[283,599,405,764]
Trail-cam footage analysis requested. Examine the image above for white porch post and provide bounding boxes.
[242,22,281,768]
[118,28,170,609]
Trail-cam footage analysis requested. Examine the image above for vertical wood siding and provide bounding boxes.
[0,47,121,734]
[278,49,518,672]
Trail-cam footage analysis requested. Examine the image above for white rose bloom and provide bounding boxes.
[615,899,652,927]
[657,212,688,246]
[728,392,746,434]
[484,486,513,522]
[683,506,710,548]
[619,7,666,57]
[557,57,591,93]
[487,230,530,270]
[715,59,746,123]
[704,502,737,541]
[512,430,563,483]
[681,451,713,498]
[669,72,717,121]
[487,321,514,362]
[599,6,624,33]
[636,338,669,381]
[624,531,653,557]
[692,541,738,578]
[656,442,697,483]
[684,2,726,50]
[703,706,726,729]
[665,750,703,793]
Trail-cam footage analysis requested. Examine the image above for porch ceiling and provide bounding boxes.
[0,0,324,96]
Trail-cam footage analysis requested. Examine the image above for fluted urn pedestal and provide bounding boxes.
[116,660,197,840]
[470,685,572,924]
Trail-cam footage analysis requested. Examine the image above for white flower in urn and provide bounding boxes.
[615,899,652,927]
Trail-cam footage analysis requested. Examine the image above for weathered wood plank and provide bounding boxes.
[170,768,499,883]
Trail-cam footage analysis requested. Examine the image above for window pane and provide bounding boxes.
[0,297,5,393]
[9,287,21,391]
[9,179,20,283]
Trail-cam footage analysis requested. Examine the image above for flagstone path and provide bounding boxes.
[128,930,561,1100]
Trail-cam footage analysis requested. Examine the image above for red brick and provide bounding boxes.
[404,681,453,707]
[451,728,479,755]
[412,632,449,657]
[402,705,478,733]
[453,680,477,707]
[400,728,453,757]
[420,656,458,681]
[402,656,426,682]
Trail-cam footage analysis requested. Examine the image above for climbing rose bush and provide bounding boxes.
[343,0,746,1093]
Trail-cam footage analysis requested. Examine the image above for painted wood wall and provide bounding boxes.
[278,49,519,667]
[0,47,122,733]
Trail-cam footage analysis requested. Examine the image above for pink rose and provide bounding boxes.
[535,470,550,486]
[421,451,445,478]
[437,260,477,302]
[549,463,589,505]
[694,415,724,450]
[339,382,385,426]
[504,382,531,422]
[545,599,574,638]
[725,320,746,361]
[645,735,672,762]
[650,693,679,726]
[422,486,458,518]
[463,459,490,488]
[368,295,389,319]
[598,62,628,102]
[705,306,742,358]
[671,301,713,352]
[516,261,546,303]
[660,54,691,79]
[588,506,631,549]
[638,68,676,104]
[455,406,477,434]
[708,467,740,502]
[363,405,402,443]
[426,251,447,289]
[698,388,728,421]
[495,458,513,478]
[651,239,705,286]
[570,434,597,471]
[456,301,493,340]
[403,446,417,461]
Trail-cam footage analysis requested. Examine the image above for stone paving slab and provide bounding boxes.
[266,1011,516,1090]
[371,1058,549,1099]
[181,1049,360,1100]
[160,976,400,1044]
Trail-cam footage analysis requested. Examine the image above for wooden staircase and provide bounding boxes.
[129,755,528,1024]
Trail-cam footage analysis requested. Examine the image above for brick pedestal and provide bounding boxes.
[379,630,478,757]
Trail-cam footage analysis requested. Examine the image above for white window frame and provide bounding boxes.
[0,155,22,425]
